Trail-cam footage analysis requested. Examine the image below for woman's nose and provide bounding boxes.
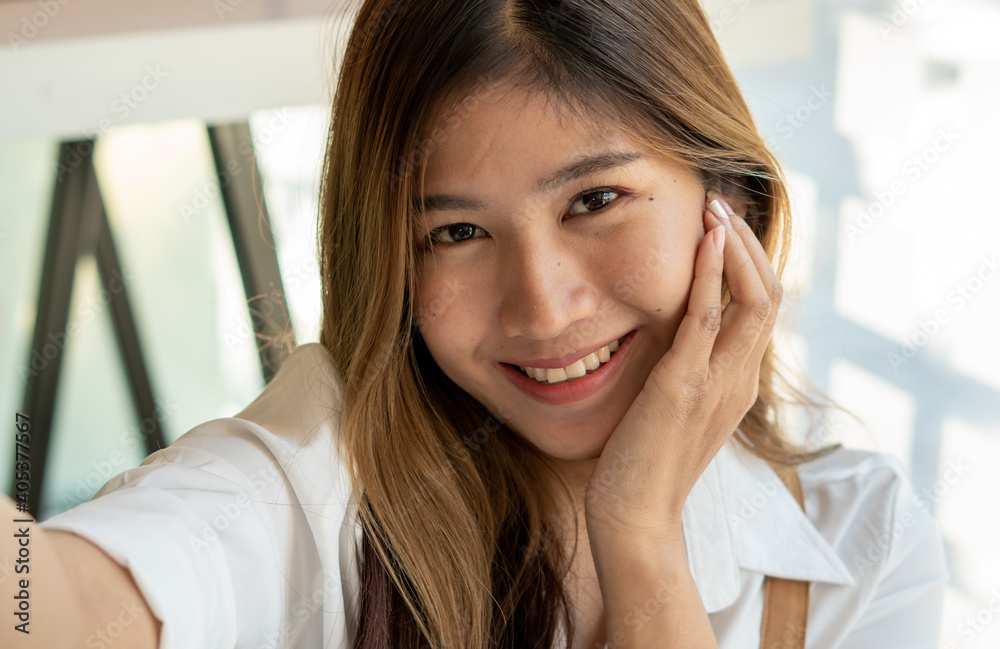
[497,237,600,342]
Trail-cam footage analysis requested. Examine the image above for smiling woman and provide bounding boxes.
[313,0,945,647]
[3,1,947,649]
[412,89,729,458]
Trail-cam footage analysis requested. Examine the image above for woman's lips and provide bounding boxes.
[501,331,632,369]
[498,330,636,406]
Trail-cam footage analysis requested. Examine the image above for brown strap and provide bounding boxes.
[759,462,809,649]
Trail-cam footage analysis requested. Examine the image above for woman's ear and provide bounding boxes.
[705,189,748,219]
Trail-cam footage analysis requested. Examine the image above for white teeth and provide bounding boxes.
[519,336,626,384]
[564,359,587,379]
[546,367,568,382]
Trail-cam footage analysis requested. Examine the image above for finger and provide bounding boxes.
[665,220,726,375]
[705,200,771,372]
[718,203,784,371]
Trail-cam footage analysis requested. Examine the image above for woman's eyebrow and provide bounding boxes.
[415,149,643,214]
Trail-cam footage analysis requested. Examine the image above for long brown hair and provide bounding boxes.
[316,0,852,646]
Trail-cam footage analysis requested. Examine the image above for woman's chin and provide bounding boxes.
[526,428,613,463]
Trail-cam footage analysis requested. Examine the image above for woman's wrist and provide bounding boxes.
[588,526,718,648]
[586,515,689,578]
[585,505,687,552]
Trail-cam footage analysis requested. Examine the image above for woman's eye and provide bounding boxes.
[424,222,485,247]
[421,187,625,248]
[567,187,622,216]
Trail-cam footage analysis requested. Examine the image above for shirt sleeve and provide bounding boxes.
[833,460,950,648]
[39,419,326,649]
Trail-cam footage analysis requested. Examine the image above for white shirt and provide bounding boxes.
[40,342,949,649]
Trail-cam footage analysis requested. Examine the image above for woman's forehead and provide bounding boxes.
[424,80,608,138]
[421,89,632,179]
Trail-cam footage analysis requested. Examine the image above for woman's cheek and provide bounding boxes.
[608,219,694,307]
[415,269,486,360]
[414,265,469,332]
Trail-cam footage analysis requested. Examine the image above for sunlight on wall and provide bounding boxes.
[937,417,1000,649]
[826,3,1000,647]
[828,360,916,471]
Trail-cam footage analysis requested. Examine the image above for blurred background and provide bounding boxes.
[0,0,996,646]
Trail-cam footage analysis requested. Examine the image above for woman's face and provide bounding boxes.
[413,84,721,462]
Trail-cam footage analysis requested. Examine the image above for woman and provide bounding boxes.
[2,0,947,647]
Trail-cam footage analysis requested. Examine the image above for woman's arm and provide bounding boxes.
[589,525,717,648]
[0,493,161,649]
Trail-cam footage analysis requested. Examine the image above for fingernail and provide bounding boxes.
[719,198,736,217]
[709,199,731,225]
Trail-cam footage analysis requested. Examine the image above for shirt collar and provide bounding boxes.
[681,436,856,613]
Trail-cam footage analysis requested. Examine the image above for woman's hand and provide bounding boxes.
[584,193,783,543]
